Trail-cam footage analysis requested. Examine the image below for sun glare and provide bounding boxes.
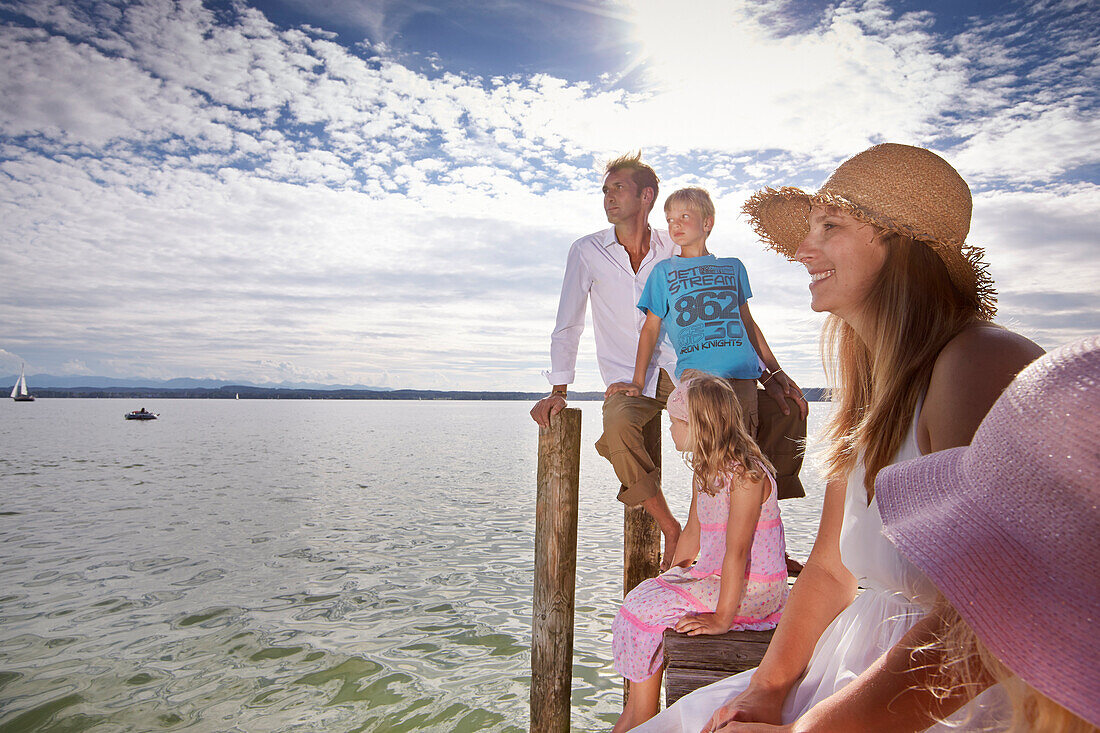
[628,0,758,92]
[620,0,916,156]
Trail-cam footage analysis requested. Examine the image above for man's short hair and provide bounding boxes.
[605,151,659,201]
[664,187,716,224]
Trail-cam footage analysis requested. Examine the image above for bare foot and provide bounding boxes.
[611,706,638,733]
[660,524,681,572]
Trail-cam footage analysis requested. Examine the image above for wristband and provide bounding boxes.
[551,390,567,399]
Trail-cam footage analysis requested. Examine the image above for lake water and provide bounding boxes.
[0,399,828,732]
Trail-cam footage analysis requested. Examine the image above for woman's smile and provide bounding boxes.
[796,206,886,323]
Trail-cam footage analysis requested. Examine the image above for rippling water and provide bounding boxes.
[0,399,828,731]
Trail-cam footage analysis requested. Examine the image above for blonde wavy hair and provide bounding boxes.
[915,598,1098,733]
[822,231,981,500]
[682,372,773,495]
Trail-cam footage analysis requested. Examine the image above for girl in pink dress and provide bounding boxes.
[611,372,788,732]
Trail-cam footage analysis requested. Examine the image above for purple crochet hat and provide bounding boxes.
[876,336,1100,726]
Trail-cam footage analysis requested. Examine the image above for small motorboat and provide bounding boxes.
[125,408,158,420]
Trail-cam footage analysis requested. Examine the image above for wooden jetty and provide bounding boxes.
[530,407,777,730]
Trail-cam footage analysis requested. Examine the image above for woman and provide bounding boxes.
[634,143,1044,732]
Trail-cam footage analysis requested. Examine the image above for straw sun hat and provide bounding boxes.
[742,143,996,319]
[876,336,1100,726]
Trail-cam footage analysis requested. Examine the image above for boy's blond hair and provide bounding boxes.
[664,187,716,228]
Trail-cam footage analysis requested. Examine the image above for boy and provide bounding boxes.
[606,187,788,439]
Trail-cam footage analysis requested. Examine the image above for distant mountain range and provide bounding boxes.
[3,372,831,402]
[1,373,393,392]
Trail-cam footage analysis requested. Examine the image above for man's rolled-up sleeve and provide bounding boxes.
[543,243,589,386]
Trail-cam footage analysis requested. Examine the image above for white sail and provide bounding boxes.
[12,364,30,398]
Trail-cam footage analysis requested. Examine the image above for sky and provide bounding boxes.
[1,0,1097,391]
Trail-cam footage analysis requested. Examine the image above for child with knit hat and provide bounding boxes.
[611,372,788,732]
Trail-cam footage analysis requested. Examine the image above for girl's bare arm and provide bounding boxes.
[713,473,765,626]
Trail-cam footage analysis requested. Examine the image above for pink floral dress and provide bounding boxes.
[612,462,788,682]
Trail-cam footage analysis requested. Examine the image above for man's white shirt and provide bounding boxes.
[544,226,679,397]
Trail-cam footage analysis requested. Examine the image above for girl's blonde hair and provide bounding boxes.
[682,372,773,494]
[917,598,1098,733]
[822,231,979,500]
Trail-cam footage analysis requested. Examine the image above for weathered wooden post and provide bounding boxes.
[622,415,663,705]
[623,415,662,596]
[531,407,582,733]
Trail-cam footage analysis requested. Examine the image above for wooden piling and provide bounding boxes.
[623,414,662,597]
[531,407,582,733]
[621,415,663,706]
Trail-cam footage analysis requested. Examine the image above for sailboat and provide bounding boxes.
[11,364,34,402]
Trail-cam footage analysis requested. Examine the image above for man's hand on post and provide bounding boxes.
[530,393,567,428]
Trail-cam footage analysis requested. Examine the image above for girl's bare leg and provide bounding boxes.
[612,668,664,732]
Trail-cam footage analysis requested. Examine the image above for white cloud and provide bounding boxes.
[59,359,93,375]
[0,348,29,373]
[953,106,1100,182]
[0,0,1096,389]
[973,185,1100,346]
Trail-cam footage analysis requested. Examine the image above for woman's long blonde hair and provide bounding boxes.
[823,232,979,500]
[917,598,1098,733]
[683,373,773,494]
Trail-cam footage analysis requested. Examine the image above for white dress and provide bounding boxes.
[635,407,1008,732]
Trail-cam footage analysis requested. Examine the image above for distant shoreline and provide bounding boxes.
[10,386,831,401]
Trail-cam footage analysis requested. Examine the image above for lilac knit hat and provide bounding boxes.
[876,336,1100,726]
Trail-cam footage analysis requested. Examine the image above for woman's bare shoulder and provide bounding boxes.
[938,322,1044,367]
[920,323,1044,452]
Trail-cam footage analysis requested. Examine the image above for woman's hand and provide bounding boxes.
[674,612,730,636]
[701,684,786,733]
[604,381,641,398]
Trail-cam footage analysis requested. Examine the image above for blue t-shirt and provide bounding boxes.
[637,255,762,379]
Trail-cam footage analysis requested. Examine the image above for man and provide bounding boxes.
[531,152,807,570]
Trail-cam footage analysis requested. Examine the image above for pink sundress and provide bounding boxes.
[612,462,788,682]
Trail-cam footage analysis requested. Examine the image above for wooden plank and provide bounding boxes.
[531,407,582,733]
[662,628,773,706]
[664,628,774,670]
[665,668,742,707]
